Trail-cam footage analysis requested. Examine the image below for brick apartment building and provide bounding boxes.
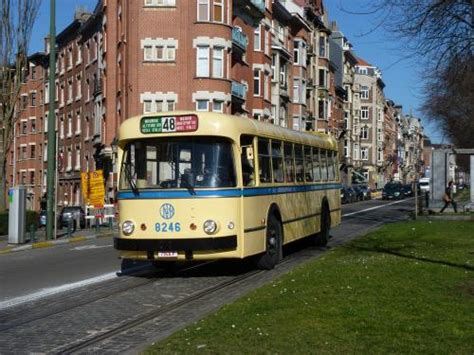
[6,0,424,211]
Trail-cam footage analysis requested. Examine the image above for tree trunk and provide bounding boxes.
[0,156,6,212]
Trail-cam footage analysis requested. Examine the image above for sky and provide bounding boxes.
[29,0,444,143]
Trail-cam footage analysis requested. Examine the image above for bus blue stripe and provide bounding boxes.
[117,183,342,200]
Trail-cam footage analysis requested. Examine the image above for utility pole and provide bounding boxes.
[46,0,56,240]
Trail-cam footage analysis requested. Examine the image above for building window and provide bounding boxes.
[67,115,72,137]
[271,55,276,80]
[378,148,383,162]
[21,145,27,159]
[213,0,223,22]
[67,149,72,171]
[264,73,270,100]
[361,85,369,99]
[318,99,327,119]
[319,35,326,57]
[30,145,36,159]
[31,119,36,133]
[68,80,73,103]
[196,46,210,77]
[358,67,368,75]
[318,69,327,88]
[166,100,175,111]
[76,75,82,98]
[76,111,81,134]
[144,45,153,60]
[254,25,261,51]
[361,147,369,160]
[293,41,299,65]
[279,64,287,86]
[212,47,224,78]
[212,100,223,112]
[21,121,27,135]
[30,92,36,106]
[144,0,176,6]
[75,146,81,170]
[293,78,299,103]
[197,0,209,21]
[361,106,369,120]
[196,100,209,111]
[361,126,369,139]
[144,100,152,114]
[343,139,349,158]
[253,69,261,96]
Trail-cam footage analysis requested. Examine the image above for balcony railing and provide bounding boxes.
[232,27,248,51]
[231,81,246,100]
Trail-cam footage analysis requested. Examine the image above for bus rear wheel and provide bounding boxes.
[314,205,330,247]
[256,214,282,270]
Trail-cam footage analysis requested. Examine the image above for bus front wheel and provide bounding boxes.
[256,214,282,270]
[314,205,330,247]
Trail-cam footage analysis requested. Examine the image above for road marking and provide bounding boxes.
[0,272,118,311]
[342,198,413,217]
[71,244,113,251]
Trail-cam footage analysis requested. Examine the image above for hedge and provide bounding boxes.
[0,211,39,236]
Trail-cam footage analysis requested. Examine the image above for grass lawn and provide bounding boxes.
[147,221,474,354]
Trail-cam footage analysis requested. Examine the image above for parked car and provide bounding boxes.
[58,206,86,229]
[341,185,356,204]
[401,184,414,197]
[38,210,47,228]
[358,185,372,200]
[352,185,365,202]
[382,183,404,200]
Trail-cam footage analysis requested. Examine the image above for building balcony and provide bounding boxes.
[232,27,248,52]
[231,81,246,101]
[233,0,265,22]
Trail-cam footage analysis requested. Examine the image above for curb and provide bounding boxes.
[0,232,115,255]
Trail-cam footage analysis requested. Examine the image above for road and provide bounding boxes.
[0,197,414,353]
[0,197,413,307]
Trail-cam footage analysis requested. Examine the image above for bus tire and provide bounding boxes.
[314,204,330,247]
[256,214,282,270]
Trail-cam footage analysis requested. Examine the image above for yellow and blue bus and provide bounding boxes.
[115,111,341,269]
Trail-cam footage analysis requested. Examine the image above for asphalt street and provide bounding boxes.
[0,197,414,309]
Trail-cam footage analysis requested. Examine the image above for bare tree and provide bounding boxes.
[422,56,474,148]
[0,0,41,211]
[341,0,473,145]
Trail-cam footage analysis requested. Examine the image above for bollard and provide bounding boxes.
[29,224,36,242]
[67,219,73,238]
[95,218,100,233]
[425,191,429,208]
[109,217,113,231]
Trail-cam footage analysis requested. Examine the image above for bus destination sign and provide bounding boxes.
[141,115,199,134]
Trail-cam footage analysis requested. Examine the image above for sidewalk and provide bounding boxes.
[0,226,116,255]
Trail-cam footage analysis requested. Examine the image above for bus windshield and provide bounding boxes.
[119,137,236,191]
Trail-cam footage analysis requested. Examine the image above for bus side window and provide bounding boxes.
[284,143,294,183]
[271,140,284,183]
[240,135,255,186]
[295,145,304,182]
[258,138,272,183]
[313,148,321,182]
[328,151,335,180]
[304,146,313,182]
[320,149,328,181]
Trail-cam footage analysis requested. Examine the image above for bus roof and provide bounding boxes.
[119,111,338,151]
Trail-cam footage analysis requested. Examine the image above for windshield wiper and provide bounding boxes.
[181,175,196,195]
[123,162,139,195]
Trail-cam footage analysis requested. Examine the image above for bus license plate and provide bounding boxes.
[158,251,178,258]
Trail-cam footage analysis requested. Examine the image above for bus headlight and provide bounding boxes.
[203,220,218,235]
[122,220,135,236]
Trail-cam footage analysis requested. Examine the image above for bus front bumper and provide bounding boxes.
[114,235,237,253]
